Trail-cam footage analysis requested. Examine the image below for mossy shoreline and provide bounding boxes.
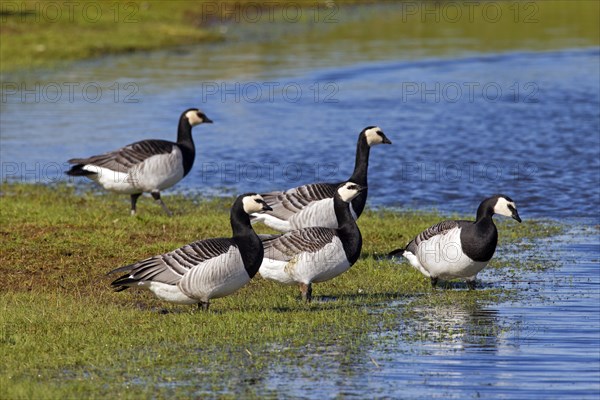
[0,0,371,74]
[0,182,561,398]
[2,0,598,75]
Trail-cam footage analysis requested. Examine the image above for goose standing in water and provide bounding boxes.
[109,193,272,310]
[251,126,391,232]
[259,182,365,302]
[66,108,212,216]
[389,195,521,289]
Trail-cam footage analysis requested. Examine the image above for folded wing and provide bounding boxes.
[110,237,233,290]
[69,139,175,173]
[262,227,337,261]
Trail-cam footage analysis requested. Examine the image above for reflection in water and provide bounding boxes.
[366,226,599,399]
[406,301,500,351]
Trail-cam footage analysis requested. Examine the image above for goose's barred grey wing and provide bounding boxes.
[110,237,233,289]
[262,227,336,261]
[68,139,175,173]
[261,183,337,219]
[257,233,283,241]
[406,220,461,254]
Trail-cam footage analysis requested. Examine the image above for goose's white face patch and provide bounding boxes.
[364,126,384,146]
[185,110,205,126]
[243,195,267,214]
[494,197,516,218]
[337,182,361,203]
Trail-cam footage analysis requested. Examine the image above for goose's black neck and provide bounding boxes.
[176,117,196,176]
[463,198,498,262]
[230,201,263,278]
[349,134,370,186]
[348,134,370,217]
[334,195,362,265]
[475,197,497,223]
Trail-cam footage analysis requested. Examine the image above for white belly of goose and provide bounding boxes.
[259,236,350,285]
[407,227,488,280]
[82,165,138,194]
[143,281,198,305]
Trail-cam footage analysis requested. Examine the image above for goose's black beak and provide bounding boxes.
[203,117,213,124]
[512,210,522,223]
[356,184,368,193]
[382,134,392,145]
[261,202,273,212]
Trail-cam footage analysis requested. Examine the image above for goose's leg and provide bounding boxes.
[430,276,438,289]
[300,283,312,303]
[151,191,173,217]
[130,193,142,216]
[466,278,477,291]
[198,301,209,311]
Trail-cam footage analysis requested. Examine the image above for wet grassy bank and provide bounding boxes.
[0,183,560,398]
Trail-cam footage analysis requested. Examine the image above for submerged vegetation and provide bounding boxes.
[0,183,561,397]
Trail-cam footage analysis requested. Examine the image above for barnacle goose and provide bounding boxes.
[251,126,391,232]
[108,194,272,310]
[66,108,212,216]
[258,182,365,302]
[389,195,522,289]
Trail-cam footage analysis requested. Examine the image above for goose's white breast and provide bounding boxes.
[259,236,349,285]
[414,227,488,279]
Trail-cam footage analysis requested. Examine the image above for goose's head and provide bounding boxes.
[337,182,367,203]
[363,126,392,147]
[492,195,521,223]
[241,194,272,214]
[183,108,213,127]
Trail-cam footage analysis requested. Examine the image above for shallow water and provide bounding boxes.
[1,2,599,398]
[364,225,599,399]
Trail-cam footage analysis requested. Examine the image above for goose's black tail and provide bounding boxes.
[388,248,405,257]
[65,163,96,177]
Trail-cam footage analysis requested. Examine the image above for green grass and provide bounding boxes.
[0,182,561,397]
[2,1,598,74]
[0,0,368,74]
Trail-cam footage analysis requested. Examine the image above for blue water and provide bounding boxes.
[365,226,600,399]
[1,4,599,398]
[1,49,598,220]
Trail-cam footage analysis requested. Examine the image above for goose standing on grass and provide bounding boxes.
[389,195,522,289]
[251,126,391,232]
[259,182,365,302]
[108,193,272,310]
[66,108,213,216]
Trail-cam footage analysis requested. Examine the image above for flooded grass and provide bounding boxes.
[0,182,561,397]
